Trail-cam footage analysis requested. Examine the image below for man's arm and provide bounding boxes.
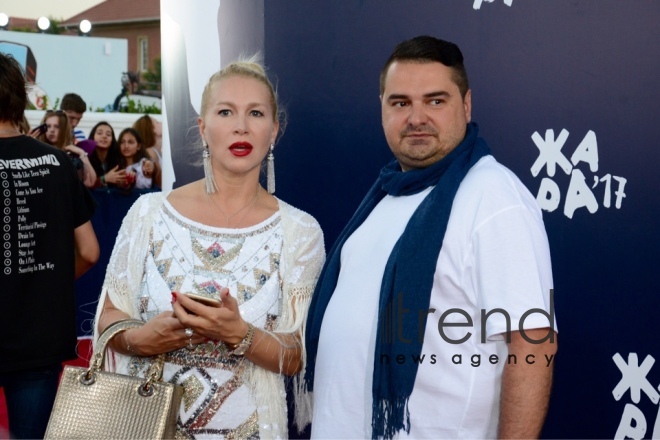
[498,328,558,439]
[74,220,99,278]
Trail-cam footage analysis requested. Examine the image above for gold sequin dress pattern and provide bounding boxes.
[128,201,282,438]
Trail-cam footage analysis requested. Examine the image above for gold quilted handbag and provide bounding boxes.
[45,319,183,439]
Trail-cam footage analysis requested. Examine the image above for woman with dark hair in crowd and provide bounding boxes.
[88,121,126,188]
[117,127,156,189]
[35,110,96,188]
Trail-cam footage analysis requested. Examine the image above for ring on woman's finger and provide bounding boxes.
[185,327,194,338]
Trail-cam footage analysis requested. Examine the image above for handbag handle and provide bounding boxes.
[86,319,167,396]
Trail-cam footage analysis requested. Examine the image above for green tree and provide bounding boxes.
[119,97,161,114]
[44,17,65,35]
[10,16,64,34]
[141,57,161,91]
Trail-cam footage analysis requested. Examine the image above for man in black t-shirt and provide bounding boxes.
[0,53,99,439]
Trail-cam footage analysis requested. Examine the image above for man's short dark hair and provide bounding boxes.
[0,53,28,124]
[60,93,87,113]
[379,35,469,98]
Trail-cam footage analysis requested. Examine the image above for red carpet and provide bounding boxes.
[0,338,93,438]
[0,388,8,440]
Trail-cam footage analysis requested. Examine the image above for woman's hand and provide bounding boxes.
[64,144,97,187]
[124,170,137,188]
[99,295,206,357]
[104,165,127,186]
[171,289,249,346]
[64,144,85,157]
[172,289,303,375]
[28,126,43,139]
[124,311,207,356]
[142,159,155,178]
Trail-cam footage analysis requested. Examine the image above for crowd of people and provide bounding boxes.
[21,94,163,191]
[0,34,557,440]
[88,118,162,190]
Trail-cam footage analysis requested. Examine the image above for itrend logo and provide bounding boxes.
[613,353,660,439]
[378,290,556,368]
[473,0,513,10]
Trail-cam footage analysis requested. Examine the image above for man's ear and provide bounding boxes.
[463,89,472,123]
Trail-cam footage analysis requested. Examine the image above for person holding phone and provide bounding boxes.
[34,110,97,188]
[29,122,46,137]
[94,55,325,439]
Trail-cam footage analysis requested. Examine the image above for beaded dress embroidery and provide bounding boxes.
[126,200,283,439]
[96,193,326,438]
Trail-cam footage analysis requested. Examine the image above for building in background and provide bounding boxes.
[0,16,39,32]
[1,0,161,109]
[60,0,160,91]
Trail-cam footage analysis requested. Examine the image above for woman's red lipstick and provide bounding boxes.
[229,141,253,157]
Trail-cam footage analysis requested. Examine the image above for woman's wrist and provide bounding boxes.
[123,329,140,356]
[225,322,253,351]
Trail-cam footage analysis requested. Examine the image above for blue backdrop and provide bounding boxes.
[261,1,659,438]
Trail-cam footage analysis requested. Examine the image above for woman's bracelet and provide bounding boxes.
[124,330,135,354]
[100,175,107,187]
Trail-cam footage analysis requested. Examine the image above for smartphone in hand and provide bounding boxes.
[31,123,47,135]
[183,293,222,311]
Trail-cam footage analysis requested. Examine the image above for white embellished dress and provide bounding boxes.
[94,193,324,439]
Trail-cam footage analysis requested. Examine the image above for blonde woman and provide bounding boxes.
[95,55,324,438]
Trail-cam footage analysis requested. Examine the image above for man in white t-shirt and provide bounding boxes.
[304,36,557,439]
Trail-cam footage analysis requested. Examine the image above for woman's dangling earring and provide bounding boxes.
[267,144,275,194]
[203,141,218,194]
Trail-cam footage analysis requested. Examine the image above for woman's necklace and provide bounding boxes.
[0,129,20,135]
[207,186,261,228]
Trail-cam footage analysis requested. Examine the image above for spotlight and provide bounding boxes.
[0,13,9,30]
[37,16,50,33]
[79,19,91,36]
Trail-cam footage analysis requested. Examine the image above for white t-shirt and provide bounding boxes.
[311,156,555,439]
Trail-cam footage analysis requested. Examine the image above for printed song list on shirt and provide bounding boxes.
[1,155,60,276]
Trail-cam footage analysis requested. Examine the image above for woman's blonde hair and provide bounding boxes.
[200,53,284,130]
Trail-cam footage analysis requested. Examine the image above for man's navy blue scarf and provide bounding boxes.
[304,123,491,439]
